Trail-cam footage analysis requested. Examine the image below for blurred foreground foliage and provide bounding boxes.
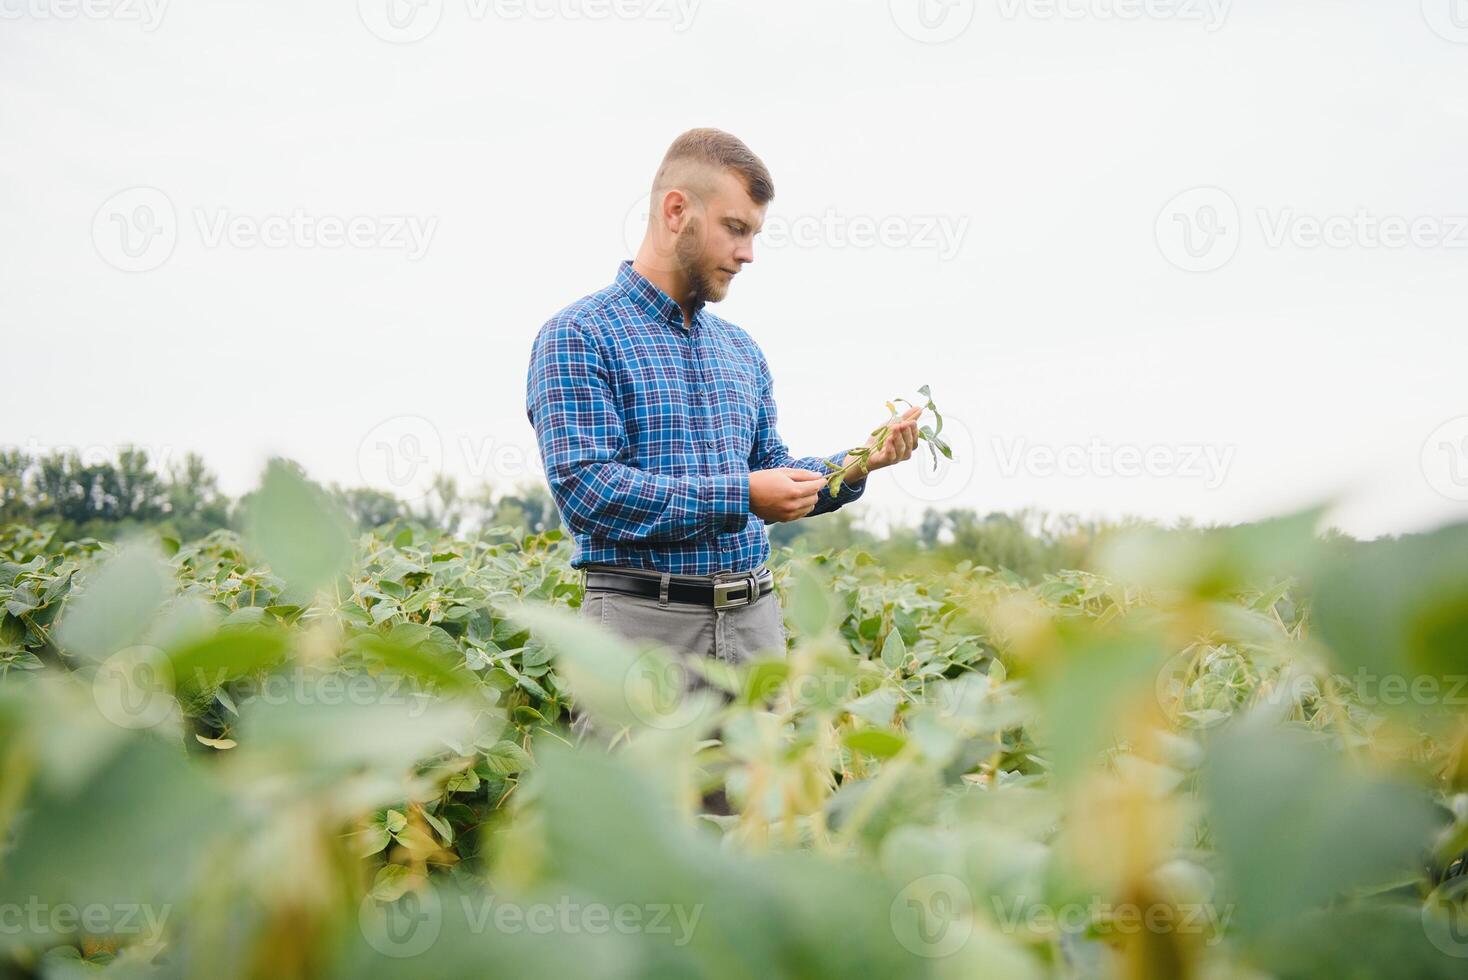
[1,464,1466,978]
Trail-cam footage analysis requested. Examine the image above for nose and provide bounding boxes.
[733,240,754,265]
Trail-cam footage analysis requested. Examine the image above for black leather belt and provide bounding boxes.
[581,564,774,609]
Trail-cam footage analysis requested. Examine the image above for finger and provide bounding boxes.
[901,406,922,421]
[786,468,827,482]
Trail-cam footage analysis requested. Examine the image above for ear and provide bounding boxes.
[658,189,692,233]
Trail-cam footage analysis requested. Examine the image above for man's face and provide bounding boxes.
[674,170,765,307]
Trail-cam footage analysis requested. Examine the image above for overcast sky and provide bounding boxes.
[4,0,1467,538]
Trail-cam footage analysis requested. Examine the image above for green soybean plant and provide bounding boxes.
[819,384,953,495]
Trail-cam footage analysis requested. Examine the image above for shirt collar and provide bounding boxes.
[616,259,703,331]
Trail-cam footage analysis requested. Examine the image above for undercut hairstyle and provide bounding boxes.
[651,128,774,206]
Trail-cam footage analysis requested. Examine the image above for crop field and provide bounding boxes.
[1,461,1466,978]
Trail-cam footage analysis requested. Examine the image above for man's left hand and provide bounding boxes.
[853,405,922,478]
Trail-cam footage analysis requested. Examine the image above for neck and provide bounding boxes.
[631,253,697,326]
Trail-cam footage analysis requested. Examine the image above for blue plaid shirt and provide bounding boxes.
[526,260,866,575]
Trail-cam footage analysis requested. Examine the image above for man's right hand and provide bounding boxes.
[749,467,827,523]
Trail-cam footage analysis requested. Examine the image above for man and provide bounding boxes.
[525,128,922,668]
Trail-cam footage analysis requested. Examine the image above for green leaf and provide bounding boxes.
[241,459,355,600]
[789,565,831,637]
[444,768,481,793]
[1202,720,1440,937]
[880,629,908,671]
[357,824,391,856]
[484,740,532,775]
[369,864,413,901]
[55,541,171,663]
[843,729,907,759]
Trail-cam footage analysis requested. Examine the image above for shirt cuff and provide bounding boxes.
[823,450,868,505]
[706,470,750,535]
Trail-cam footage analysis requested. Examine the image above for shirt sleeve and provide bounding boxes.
[746,345,866,520]
[527,317,750,543]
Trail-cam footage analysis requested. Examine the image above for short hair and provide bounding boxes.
[651,128,774,206]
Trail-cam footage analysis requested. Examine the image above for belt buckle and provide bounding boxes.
[712,571,757,609]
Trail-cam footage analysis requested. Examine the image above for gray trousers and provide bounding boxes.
[571,583,786,743]
[578,584,788,666]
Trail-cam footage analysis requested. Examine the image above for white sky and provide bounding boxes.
[4,0,1467,539]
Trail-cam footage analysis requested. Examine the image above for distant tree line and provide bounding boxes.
[7,446,1345,581]
[0,447,558,545]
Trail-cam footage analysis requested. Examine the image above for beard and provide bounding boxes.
[674,216,726,308]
